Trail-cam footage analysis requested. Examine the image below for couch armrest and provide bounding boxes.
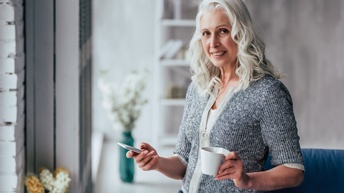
[265,148,344,193]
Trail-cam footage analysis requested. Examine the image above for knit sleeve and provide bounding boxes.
[173,83,195,166]
[259,80,304,167]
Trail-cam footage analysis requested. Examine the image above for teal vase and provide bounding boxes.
[119,130,135,183]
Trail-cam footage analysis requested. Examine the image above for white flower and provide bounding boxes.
[51,172,71,193]
[98,69,149,131]
[38,168,71,193]
[39,169,54,191]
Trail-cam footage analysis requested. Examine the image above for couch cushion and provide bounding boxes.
[265,148,344,193]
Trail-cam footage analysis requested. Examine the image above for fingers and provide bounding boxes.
[126,149,141,158]
[127,142,159,171]
[140,142,153,151]
[216,165,236,180]
[218,163,235,174]
[135,150,159,171]
[126,150,133,158]
[216,161,235,179]
[225,151,239,160]
[215,151,244,181]
[136,150,154,166]
[139,152,159,171]
[218,151,238,173]
[126,142,153,159]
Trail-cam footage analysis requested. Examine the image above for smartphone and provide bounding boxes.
[117,142,142,153]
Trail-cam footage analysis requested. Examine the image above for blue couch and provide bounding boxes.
[265,148,344,193]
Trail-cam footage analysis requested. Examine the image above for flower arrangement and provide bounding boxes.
[98,69,149,131]
[25,167,71,193]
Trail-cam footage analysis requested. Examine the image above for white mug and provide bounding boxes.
[200,147,231,176]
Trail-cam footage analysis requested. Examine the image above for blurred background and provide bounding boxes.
[91,0,344,192]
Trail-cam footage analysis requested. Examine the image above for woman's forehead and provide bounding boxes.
[200,10,231,29]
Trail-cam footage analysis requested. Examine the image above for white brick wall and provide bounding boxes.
[0,0,25,192]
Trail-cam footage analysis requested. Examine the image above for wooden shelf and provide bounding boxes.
[153,1,197,147]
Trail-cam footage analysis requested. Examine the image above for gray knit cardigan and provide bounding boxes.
[174,75,304,193]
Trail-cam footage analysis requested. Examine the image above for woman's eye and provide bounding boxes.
[220,28,229,34]
[202,31,210,36]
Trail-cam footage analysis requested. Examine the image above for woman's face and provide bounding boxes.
[200,9,238,69]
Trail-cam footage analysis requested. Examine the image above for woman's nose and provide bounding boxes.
[210,35,220,48]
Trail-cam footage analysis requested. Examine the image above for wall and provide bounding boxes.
[92,0,156,143]
[25,0,93,192]
[0,0,25,192]
[245,0,344,149]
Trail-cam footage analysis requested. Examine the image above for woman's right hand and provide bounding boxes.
[126,142,160,171]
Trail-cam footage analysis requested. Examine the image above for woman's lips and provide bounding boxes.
[211,51,226,56]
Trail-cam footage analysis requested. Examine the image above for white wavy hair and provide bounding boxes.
[189,0,280,94]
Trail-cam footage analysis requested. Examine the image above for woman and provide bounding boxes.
[127,0,304,192]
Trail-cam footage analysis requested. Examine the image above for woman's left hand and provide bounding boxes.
[215,151,251,189]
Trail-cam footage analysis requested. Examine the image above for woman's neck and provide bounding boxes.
[212,67,239,110]
[219,67,239,89]
[220,65,239,86]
